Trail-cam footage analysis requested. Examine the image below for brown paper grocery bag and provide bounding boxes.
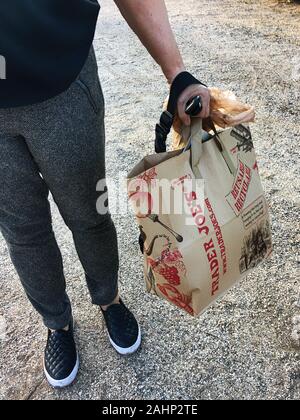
[128,119,272,317]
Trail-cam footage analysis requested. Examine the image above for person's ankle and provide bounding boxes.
[50,325,69,332]
[101,294,120,311]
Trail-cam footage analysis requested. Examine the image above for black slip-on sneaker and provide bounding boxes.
[44,321,79,388]
[101,300,141,355]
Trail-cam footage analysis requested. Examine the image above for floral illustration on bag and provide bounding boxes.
[239,219,272,274]
[144,234,172,292]
[138,167,158,185]
[157,283,194,316]
[145,238,193,315]
[128,168,157,219]
[147,243,187,286]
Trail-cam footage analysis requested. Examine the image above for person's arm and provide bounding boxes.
[113,0,210,124]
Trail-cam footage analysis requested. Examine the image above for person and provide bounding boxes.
[0,0,210,388]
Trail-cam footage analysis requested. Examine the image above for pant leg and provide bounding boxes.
[0,131,72,330]
[20,49,119,306]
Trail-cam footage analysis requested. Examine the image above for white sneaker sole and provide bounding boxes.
[108,326,142,355]
[44,354,80,389]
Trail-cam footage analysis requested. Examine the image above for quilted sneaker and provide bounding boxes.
[44,321,79,388]
[101,300,141,355]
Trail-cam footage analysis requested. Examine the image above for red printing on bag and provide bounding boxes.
[148,248,187,287]
[205,198,227,275]
[230,160,252,213]
[147,248,193,314]
[157,283,194,316]
[180,183,222,296]
[128,178,153,218]
[128,168,158,218]
[138,167,158,184]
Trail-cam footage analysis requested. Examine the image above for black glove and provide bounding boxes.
[155,71,206,153]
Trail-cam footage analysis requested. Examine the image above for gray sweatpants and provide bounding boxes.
[0,49,119,330]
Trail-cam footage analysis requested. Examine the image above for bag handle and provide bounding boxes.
[186,116,236,176]
[184,118,203,179]
[155,72,206,153]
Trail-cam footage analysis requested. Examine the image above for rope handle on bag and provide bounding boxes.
[155,72,206,153]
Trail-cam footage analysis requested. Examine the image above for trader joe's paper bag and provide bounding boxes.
[128,121,272,316]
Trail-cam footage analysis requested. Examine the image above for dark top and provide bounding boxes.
[0,0,100,108]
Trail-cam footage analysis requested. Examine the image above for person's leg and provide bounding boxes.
[20,49,119,307]
[0,130,72,330]
[13,48,140,356]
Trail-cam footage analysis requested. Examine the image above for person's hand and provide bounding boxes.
[177,84,210,126]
